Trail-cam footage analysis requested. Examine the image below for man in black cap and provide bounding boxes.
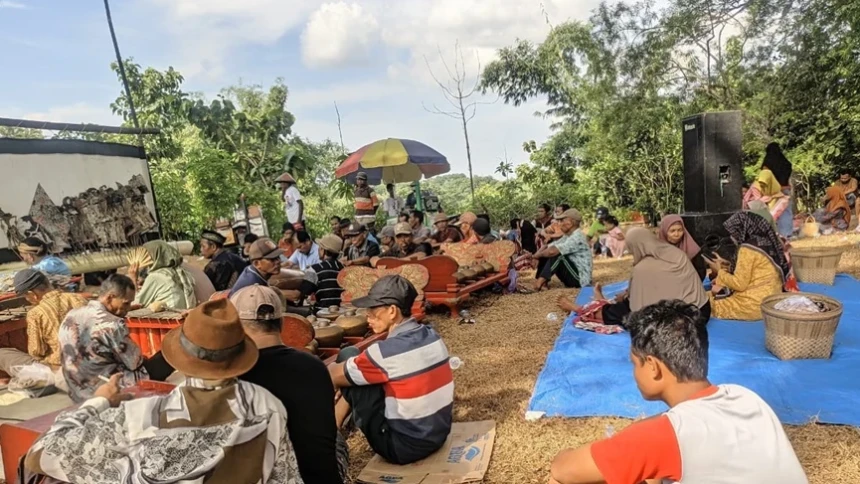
[201,229,249,292]
[328,275,454,464]
[0,269,87,384]
[353,172,379,228]
[229,238,283,296]
[343,223,380,267]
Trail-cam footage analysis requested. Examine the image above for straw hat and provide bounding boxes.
[161,299,258,379]
[394,222,412,236]
[317,234,344,254]
[275,172,296,184]
[433,213,449,224]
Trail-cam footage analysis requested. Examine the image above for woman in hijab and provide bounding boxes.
[559,228,710,327]
[744,142,793,237]
[129,241,198,310]
[702,212,788,321]
[813,186,852,233]
[658,215,706,280]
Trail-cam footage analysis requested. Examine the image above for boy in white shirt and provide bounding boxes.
[550,299,808,484]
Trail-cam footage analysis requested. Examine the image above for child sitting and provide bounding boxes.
[329,275,454,464]
[549,300,807,484]
[599,216,625,258]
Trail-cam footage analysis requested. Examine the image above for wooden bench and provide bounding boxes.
[337,265,430,320]
[377,240,516,317]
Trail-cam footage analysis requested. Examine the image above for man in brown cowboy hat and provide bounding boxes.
[26,299,305,484]
[429,213,462,250]
[276,172,305,229]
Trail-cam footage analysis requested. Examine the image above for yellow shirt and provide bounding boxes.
[27,290,88,366]
[711,246,783,321]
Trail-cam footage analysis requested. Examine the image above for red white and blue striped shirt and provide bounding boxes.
[345,319,453,446]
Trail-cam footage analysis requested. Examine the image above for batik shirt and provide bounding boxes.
[27,290,87,367]
[59,301,148,403]
[24,380,304,484]
[551,229,593,286]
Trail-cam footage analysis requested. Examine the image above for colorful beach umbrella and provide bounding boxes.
[335,138,450,184]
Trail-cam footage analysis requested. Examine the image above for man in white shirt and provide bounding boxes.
[287,230,321,270]
[276,172,304,229]
[383,184,404,223]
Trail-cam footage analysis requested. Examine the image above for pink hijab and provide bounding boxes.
[658,215,700,260]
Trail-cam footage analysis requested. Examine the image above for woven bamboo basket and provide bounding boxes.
[789,247,845,285]
[761,292,843,360]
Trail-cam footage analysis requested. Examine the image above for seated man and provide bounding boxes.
[302,234,346,309]
[381,222,432,258]
[454,211,479,244]
[473,218,498,244]
[549,300,807,484]
[201,229,248,291]
[836,170,858,210]
[0,270,87,379]
[531,209,593,290]
[344,223,380,267]
[329,276,453,464]
[230,237,283,296]
[59,274,148,403]
[232,285,349,483]
[25,299,304,484]
[410,210,432,243]
[429,213,463,250]
[287,230,321,270]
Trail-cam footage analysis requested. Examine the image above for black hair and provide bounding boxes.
[604,215,619,227]
[201,238,222,249]
[244,233,259,245]
[398,212,410,222]
[539,203,552,213]
[99,274,136,298]
[386,183,395,190]
[410,210,425,224]
[742,181,750,189]
[558,204,570,211]
[330,216,342,223]
[296,230,311,244]
[840,169,852,176]
[243,304,282,333]
[477,213,490,223]
[282,222,295,234]
[339,219,352,230]
[21,237,48,256]
[510,218,520,229]
[625,300,709,382]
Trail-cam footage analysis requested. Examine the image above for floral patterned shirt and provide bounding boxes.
[24,380,304,484]
[551,229,593,286]
[59,300,148,402]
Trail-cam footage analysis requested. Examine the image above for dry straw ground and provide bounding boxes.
[347,232,860,483]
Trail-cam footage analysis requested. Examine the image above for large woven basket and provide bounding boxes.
[761,292,843,360]
[789,247,844,285]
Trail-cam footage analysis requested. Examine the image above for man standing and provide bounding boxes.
[233,285,349,483]
[353,172,379,228]
[0,270,87,379]
[409,210,431,243]
[287,231,321,270]
[230,238,283,296]
[344,223,380,267]
[429,213,462,250]
[201,229,248,292]
[382,183,404,223]
[531,209,593,291]
[329,276,453,465]
[59,274,148,402]
[276,172,305,229]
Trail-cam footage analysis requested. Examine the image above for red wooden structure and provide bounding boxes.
[337,264,430,320]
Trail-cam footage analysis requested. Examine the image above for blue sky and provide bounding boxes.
[0,0,603,177]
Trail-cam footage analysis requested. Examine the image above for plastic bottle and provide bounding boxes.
[546,312,559,322]
[605,425,615,437]
[449,357,463,370]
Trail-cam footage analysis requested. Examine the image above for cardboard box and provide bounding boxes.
[357,420,496,484]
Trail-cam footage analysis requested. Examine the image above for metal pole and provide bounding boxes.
[103,0,140,131]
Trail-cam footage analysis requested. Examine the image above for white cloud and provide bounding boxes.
[301,2,379,69]
[0,0,26,8]
[289,79,410,109]
[22,103,121,126]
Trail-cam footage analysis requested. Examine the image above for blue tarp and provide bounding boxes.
[527,275,860,426]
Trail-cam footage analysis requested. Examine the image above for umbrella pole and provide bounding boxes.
[415,181,424,213]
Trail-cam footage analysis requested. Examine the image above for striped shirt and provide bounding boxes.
[345,319,453,447]
[354,186,379,216]
[310,258,344,308]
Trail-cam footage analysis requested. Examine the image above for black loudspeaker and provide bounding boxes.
[681,212,736,260]
[682,111,743,214]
